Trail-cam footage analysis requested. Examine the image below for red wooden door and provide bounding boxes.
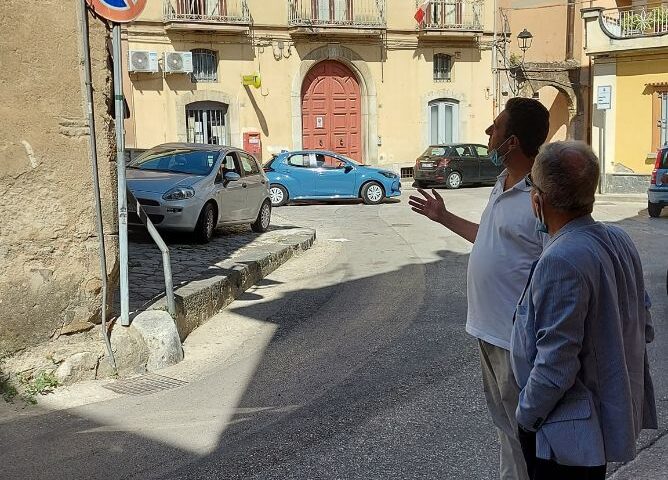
[301,60,361,161]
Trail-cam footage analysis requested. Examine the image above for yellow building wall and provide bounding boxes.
[126,0,496,169]
[615,55,667,174]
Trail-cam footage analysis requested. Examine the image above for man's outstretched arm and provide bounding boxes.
[409,189,479,244]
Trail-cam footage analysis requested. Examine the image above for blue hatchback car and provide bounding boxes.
[264,150,401,206]
[648,145,668,218]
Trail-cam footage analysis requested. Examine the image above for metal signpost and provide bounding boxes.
[86,0,147,326]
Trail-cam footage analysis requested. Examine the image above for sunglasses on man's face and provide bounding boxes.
[524,173,543,193]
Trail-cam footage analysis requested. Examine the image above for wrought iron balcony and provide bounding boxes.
[416,0,483,32]
[288,0,386,28]
[163,0,251,25]
[600,5,668,38]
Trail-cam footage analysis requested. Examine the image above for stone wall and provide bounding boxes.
[603,174,652,194]
[0,1,118,355]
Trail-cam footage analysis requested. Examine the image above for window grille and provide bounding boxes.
[186,102,227,145]
[433,53,452,82]
[191,49,218,83]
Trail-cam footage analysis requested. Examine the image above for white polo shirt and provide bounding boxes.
[465,171,546,350]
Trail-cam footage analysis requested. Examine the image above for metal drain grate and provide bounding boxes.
[103,373,188,396]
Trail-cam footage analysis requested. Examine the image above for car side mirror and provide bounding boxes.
[224,172,241,185]
[344,165,353,173]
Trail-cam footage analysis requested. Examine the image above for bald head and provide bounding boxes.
[532,141,600,215]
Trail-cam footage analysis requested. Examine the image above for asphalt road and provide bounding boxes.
[1,186,666,480]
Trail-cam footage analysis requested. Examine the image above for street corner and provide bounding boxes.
[138,223,316,349]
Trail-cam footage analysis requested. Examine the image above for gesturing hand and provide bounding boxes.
[409,189,448,224]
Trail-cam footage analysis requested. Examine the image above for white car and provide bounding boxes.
[127,143,271,242]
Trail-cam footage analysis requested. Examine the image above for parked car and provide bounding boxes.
[263,150,401,206]
[413,143,503,189]
[648,145,668,218]
[126,143,271,243]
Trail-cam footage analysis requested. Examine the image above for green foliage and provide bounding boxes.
[20,371,60,400]
[0,367,18,403]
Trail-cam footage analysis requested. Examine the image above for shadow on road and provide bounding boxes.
[1,210,666,480]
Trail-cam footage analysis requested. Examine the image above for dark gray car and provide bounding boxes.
[126,143,271,243]
[413,144,503,189]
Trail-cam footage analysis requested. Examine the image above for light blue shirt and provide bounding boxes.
[510,215,657,466]
[465,171,546,349]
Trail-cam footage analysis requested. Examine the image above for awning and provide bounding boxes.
[646,81,668,88]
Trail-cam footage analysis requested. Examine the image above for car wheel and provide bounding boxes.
[269,184,288,207]
[648,201,662,218]
[195,203,216,243]
[361,182,385,205]
[446,171,462,189]
[251,201,271,233]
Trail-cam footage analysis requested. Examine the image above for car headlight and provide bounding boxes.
[163,187,195,201]
[380,171,398,179]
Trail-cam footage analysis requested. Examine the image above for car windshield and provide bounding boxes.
[421,146,452,157]
[128,148,219,175]
[336,154,363,166]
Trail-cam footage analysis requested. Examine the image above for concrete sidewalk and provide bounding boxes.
[608,432,668,479]
[1,218,315,388]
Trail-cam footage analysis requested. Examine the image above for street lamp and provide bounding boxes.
[517,28,533,53]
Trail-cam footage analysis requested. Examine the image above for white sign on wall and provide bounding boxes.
[597,86,612,110]
[316,116,324,129]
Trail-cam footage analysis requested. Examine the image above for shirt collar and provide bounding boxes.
[545,214,596,248]
[496,169,531,192]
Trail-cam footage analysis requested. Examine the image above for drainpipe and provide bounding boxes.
[79,0,116,369]
[492,0,499,116]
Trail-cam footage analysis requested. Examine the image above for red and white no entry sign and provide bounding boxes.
[86,0,147,23]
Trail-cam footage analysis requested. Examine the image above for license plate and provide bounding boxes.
[421,162,434,168]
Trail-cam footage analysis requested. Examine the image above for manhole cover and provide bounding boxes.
[103,373,188,396]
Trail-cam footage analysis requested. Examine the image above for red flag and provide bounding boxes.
[414,1,429,24]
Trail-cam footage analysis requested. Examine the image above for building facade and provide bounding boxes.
[124,0,497,173]
[582,2,668,193]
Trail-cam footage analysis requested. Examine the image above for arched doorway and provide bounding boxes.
[301,60,361,161]
[536,86,570,141]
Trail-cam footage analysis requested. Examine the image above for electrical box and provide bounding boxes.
[243,132,262,159]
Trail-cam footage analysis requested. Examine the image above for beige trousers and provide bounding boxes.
[479,339,530,480]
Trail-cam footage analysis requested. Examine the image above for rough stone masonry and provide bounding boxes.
[0,1,119,355]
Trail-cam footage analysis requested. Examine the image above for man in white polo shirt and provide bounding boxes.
[409,98,549,480]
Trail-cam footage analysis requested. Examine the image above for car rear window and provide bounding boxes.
[660,149,668,169]
[421,146,453,157]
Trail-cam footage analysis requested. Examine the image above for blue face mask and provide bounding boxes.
[489,136,513,167]
[534,194,549,234]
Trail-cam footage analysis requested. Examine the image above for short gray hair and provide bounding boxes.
[532,141,600,214]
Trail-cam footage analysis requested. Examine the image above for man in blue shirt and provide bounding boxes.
[513,141,657,479]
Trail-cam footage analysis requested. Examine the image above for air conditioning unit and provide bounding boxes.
[164,51,193,74]
[128,50,159,73]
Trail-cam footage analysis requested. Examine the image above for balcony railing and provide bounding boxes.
[417,0,483,31]
[601,5,668,38]
[163,0,251,24]
[288,0,386,28]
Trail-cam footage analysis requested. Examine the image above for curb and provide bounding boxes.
[146,228,316,345]
[596,194,647,204]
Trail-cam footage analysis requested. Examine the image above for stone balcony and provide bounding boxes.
[416,0,484,38]
[582,6,668,56]
[163,0,251,33]
[287,0,386,38]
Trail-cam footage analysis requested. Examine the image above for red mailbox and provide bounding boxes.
[243,132,262,160]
